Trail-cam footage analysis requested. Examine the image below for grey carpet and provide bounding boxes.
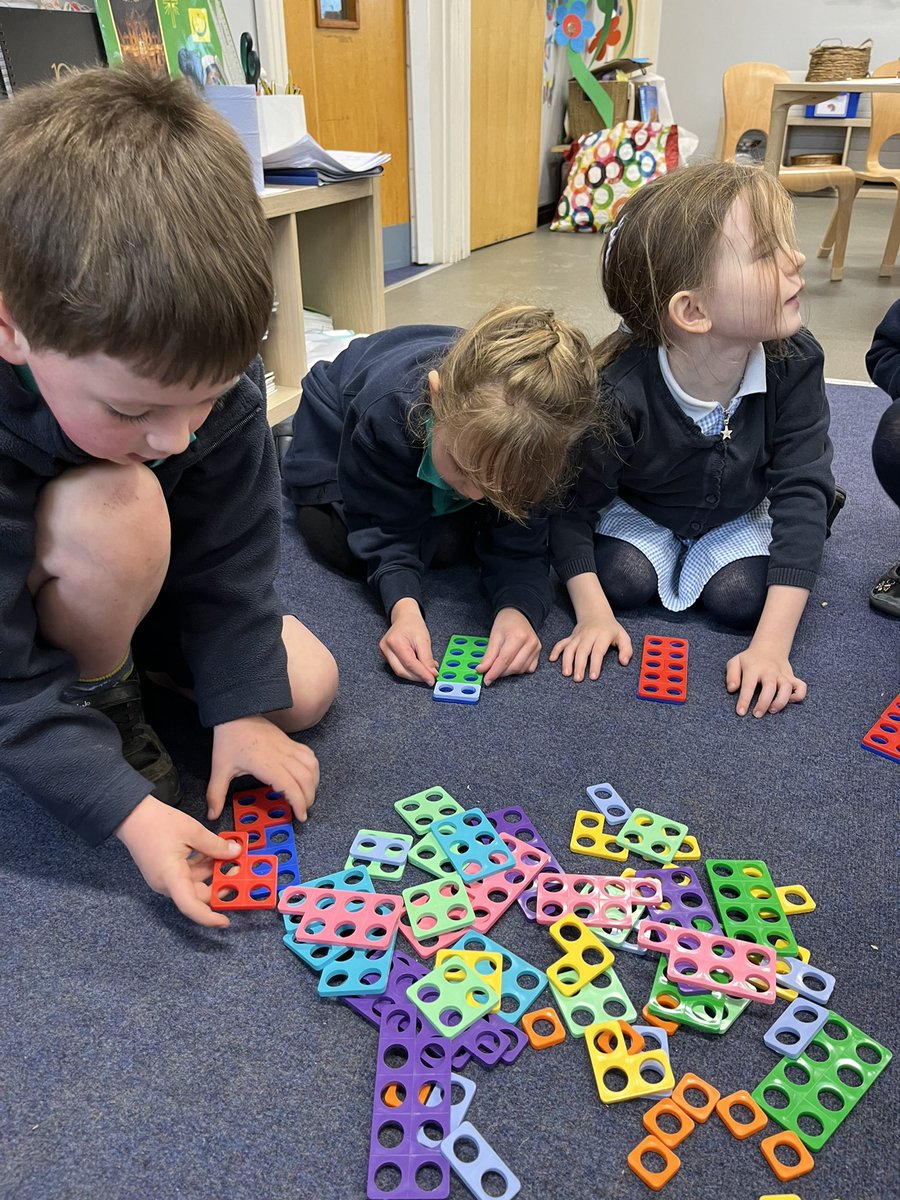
[2,383,897,1200]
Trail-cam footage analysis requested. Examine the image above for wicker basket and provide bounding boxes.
[790,152,843,167]
[806,38,872,82]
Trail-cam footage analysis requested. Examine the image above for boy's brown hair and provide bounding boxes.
[596,160,798,370]
[0,66,273,385]
[424,303,604,520]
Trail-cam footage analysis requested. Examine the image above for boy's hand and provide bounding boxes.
[115,794,242,928]
[725,646,807,718]
[380,597,438,685]
[207,714,319,823]
[479,608,541,685]
[549,617,633,682]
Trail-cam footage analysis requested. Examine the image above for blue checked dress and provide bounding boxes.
[595,352,773,611]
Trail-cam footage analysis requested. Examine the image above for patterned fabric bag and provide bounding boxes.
[551,120,680,234]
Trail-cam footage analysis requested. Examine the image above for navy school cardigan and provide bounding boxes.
[281,325,553,629]
[551,330,835,593]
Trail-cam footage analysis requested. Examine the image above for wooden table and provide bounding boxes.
[765,78,900,173]
[259,177,385,425]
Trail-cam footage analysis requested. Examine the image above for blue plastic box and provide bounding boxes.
[804,91,860,119]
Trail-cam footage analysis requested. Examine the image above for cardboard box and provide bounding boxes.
[567,78,631,140]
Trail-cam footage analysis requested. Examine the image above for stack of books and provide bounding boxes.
[264,132,390,188]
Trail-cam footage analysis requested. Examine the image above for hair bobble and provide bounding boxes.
[604,215,626,269]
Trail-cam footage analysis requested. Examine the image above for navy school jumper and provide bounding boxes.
[0,356,291,845]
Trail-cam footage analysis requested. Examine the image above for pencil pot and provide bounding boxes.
[257,94,307,160]
[805,38,872,82]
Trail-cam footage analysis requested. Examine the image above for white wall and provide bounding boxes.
[221,0,256,45]
[658,0,899,159]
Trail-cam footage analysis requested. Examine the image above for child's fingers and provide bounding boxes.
[272,763,317,822]
[168,871,230,928]
[380,635,435,684]
[547,637,570,665]
[734,672,759,717]
[751,678,778,718]
[498,639,540,680]
[724,655,743,695]
[275,777,309,822]
[187,855,216,884]
[616,631,634,664]
[193,826,243,861]
[418,631,437,675]
[287,747,320,811]
[205,766,233,821]
[557,641,576,677]
[788,678,807,704]
[565,642,581,678]
[587,643,608,681]
[572,643,593,683]
[767,677,797,715]
[481,640,516,684]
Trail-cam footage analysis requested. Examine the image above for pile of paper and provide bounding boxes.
[304,309,364,367]
[264,132,390,186]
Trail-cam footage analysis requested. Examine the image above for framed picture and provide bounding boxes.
[315,0,359,30]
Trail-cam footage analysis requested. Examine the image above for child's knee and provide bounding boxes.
[701,559,768,630]
[34,463,170,586]
[594,536,658,609]
[278,615,339,731]
[873,398,900,474]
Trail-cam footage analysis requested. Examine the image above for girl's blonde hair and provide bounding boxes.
[422,303,603,520]
[595,161,798,370]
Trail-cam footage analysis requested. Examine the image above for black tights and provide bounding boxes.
[872,397,900,510]
[594,535,769,631]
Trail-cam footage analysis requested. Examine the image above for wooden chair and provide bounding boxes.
[820,59,900,277]
[721,62,858,282]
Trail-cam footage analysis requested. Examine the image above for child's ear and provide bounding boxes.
[667,290,712,336]
[427,369,441,399]
[0,297,30,364]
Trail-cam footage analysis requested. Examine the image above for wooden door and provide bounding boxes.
[470,0,545,250]
[283,0,409,231]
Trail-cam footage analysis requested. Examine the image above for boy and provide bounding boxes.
[0,67,337,927]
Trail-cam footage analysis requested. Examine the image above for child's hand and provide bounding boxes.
[207,714,319,822]
[380,598,439,685]
[548,617,633,682]
[115,794,243,928]
[725,647,807,718]
[479,607,541,685]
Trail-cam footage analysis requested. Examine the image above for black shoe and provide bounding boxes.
[71,675,183,806]
[826,485,846,536]
[870,562,900,618]
[271,418,294,474]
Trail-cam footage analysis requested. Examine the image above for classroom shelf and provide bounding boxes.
[259,176,386,426]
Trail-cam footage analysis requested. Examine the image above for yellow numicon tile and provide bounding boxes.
[436,948,503,1012]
